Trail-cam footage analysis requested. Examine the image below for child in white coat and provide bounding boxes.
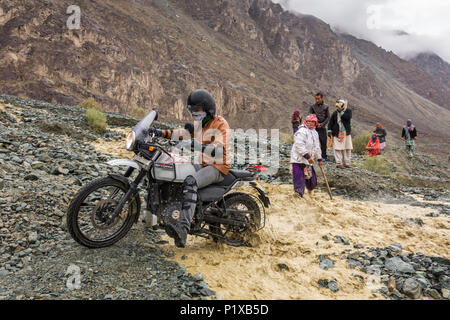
[290,114,323,197]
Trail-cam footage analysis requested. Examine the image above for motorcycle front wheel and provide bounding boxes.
[67,176,140,248]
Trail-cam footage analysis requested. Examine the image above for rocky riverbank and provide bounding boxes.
[0,94,216,300]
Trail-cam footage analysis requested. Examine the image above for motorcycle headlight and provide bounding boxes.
[125,131,136,151]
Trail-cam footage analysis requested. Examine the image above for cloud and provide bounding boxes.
[273,0,450,63]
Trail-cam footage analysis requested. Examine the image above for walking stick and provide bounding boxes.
[319,165,333,200]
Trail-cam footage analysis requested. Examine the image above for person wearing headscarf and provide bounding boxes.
[291,109,302,134]
[374,123,387,152]
[327,99,353,169]
[290,114,323,198]
[401,119,417,157]
[366,134,381,156]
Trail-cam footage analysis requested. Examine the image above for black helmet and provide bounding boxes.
[187,89,216,117]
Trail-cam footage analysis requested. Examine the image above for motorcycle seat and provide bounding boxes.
[198,186,227,202]
[198,170,255,202]
[228,169,255,180]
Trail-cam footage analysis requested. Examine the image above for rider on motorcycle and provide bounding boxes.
[148,89,231,247]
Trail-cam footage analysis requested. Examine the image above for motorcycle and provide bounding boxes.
[66,110,270,248]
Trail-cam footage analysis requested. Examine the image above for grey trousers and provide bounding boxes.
[178,165,224,231]
[192,165,225,189]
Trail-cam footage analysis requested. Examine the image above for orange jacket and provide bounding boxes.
[161,116,231,175]
[366,139,380,151]
[366,139,380,156]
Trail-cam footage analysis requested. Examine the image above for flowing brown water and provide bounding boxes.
[162,184,449,299]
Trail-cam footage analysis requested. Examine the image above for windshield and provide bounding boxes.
[132,110,157,142]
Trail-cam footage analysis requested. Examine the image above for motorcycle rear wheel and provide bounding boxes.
[67,176,139,248]
[209,192,261,246]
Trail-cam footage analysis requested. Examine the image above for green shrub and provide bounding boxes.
[281,134,294,145]
[360,155,392,175]
[79,97,101,111]
[352,131,372,155]
[130,107,147,119]
[85,108,107,134]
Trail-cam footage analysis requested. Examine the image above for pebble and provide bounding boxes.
[414,276,430,289]
[425,289,441,299]
[277,263,289,271]
[425,213,439,217]
[31,161,44,169]
[171,288,180,297]
[200,288,215,296]
[24,174,40,181]
[318,279,328,288]
[328,281,339,292]
[441,288,450,299]
[197,281,209,290]
[334,235,350,245]
[192,273,204,282]
[57,167,69,175]
[402,278,421,299]
[385,257,415,274]
[28,232,39,243]
[364,265,381,275]
[390,288,404,299]
[432,257,450,267]
[387,243,402,255]
[320,259,334,270]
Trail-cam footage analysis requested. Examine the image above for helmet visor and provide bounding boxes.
[187,104,204,113]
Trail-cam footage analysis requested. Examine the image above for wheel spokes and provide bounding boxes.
[77,185,132,241]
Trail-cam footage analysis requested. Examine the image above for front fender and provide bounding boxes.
[108,174,142,224]
[107,159,140,169]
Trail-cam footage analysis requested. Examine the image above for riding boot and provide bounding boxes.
[165,175,198,248]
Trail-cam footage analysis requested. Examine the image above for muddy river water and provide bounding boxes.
[162,183,449,299]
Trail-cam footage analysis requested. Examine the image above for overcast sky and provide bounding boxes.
[273,0,450,63]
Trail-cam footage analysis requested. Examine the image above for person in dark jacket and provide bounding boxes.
[401,119,417,157]
[291,109,302,134]
[309,92,330,161]
[374,123,387,152]
[327,99,353,169]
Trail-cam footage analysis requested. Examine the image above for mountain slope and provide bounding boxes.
[0,0,449,139]
[409,52,450,89]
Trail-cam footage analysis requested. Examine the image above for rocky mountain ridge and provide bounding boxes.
[0,0,449,140]
[409,52,450,90]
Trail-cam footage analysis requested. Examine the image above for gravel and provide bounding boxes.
[340,243,450,300]
[0,95,216,300]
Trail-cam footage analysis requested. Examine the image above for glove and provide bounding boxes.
[184,123,194,135]
[175,140,219,157]
[148,126,162,137]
